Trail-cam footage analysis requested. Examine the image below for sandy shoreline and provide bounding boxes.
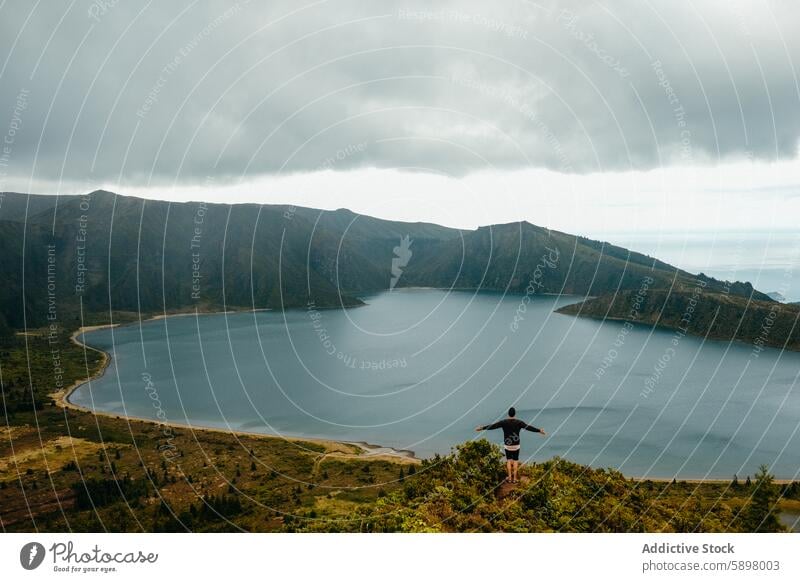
[49,313,418,464]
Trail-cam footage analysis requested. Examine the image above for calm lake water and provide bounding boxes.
[73,289,800,479]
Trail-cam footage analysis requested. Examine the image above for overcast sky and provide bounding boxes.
[1,0,799,233]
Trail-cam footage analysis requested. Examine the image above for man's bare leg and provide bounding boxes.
[512,460,519,483]
[505,460,513,482]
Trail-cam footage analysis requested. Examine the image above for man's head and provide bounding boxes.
[508,407,516,418]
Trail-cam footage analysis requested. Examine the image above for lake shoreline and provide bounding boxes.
[631,477,796,485]
[51,311,419,463]
[53,305,797,481]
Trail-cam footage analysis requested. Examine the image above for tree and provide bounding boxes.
[732,474,739,488]
[0,313,12,339]
[744,465,782,532]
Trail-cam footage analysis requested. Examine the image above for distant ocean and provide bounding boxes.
[601,230,800,302]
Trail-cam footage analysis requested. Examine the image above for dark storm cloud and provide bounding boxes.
[0,0,798,188]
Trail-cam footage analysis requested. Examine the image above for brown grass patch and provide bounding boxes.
[0,436,107,479]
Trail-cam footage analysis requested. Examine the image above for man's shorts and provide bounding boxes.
[504,448,520,460]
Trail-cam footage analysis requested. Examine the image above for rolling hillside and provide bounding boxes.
[0,191,773,349]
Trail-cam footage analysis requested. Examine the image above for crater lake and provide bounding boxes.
[71,289,800,479]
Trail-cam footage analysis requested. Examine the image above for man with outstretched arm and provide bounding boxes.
[475,407,546,483]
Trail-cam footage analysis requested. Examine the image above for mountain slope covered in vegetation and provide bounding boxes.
[0,191,769,340]
[557,288,800,352]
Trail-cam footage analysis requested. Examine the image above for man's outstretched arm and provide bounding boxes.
[475,421,503,431]
[524,423,547,435]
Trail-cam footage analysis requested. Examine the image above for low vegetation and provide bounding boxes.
[293,440,790,532]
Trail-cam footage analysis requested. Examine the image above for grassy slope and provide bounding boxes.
[399,221,768,299]
[557,288,800,352]
[297,441,793,533]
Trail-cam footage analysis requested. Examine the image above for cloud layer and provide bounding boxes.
[1,0,799,189]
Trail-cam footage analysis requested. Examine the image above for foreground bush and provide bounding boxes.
[296,440,785,533]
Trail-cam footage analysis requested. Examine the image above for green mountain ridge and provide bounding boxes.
[0,191,777,354]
